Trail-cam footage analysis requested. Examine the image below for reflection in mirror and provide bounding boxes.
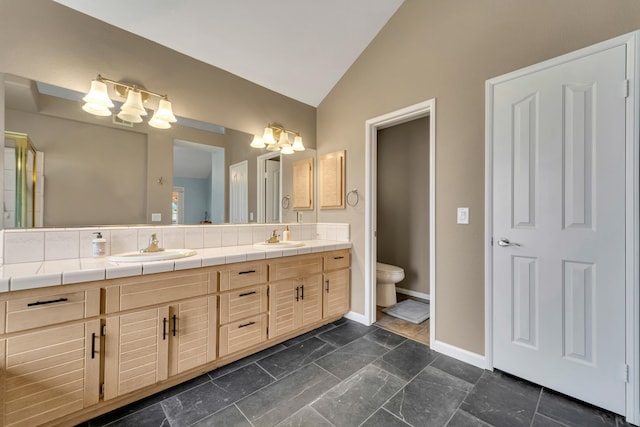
[172,140,224,224]
[2,72,317,228]
[4,132,41,228]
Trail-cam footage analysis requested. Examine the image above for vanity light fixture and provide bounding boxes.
[251,124,305,154]
[82,74,177,129]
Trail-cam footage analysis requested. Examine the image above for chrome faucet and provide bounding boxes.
[141,233,164,253]
[267,229,280,244]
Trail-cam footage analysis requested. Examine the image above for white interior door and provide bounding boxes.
[491,45,627,414]
[229,161,248,223]
[265,159,280,223]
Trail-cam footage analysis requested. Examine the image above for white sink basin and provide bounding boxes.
[253,241,305,249]
[109,249,197,263]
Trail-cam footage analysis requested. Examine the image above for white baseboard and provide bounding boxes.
[431,339,487,370]
[344,310,371,326]
[396,287,430,301]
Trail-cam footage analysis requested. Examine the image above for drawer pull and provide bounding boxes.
[295,286,300,302]
[238,321,256,328]
[172,314,177,337]
[27,297,69,307]
[333,256,345,260]
[163,317,168,340]
[238,270,256,275]
[91,332,97,359]
[325,280,330,293]
[239,291,257,297]
[301,285,304,300]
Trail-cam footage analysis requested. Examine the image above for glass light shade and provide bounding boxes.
[82,80,114,108]
[292,135,305,151]
[82,102,112,117]
[119,90,147,116]
[262,127,276,145]
[148,116,171,129]
[250,135,265,148]
[278,131,290,148]
[116,110,143,123]
[281,145,294,155]
[266,143,281,152]
[153,99,177,123]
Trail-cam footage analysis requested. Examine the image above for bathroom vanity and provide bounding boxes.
[0,246,351,427]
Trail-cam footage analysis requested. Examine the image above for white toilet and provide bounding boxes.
[376,262,405,307]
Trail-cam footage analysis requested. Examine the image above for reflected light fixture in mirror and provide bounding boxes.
[251,124,304,154]
[82,74,177,129]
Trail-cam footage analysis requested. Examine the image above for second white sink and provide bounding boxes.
[109,249,197,263]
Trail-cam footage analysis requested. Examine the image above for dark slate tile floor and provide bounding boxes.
[80,319,632,427]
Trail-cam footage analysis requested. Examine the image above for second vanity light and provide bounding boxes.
[82,74,177,129]
[250,124,305,154]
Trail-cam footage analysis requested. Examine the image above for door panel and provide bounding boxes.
[492,44,627,414]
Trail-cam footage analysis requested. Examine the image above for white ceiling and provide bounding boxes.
[53,0,404,107]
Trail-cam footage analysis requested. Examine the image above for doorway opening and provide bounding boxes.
[364,99,436,349]
[256,151,282,223]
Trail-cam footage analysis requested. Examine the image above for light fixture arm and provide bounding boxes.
[96,74,170,101]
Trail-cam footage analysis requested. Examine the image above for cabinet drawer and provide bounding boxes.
[219,285,268,325]
[323,250,350,271]
[269,254,323,281]
[219,262,268,292]
[5,289,100,333]
[219,313,267,357]
[105,270,212,313]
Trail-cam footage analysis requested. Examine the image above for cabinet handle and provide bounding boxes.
[238,270,256,275]
[238,321,256,328]
[301,285,304,300]
[325,280,330,293]
[163,317,168,340]
[239,291,257,297]
[172,314,177,337]
[27,297,68,307]
[91,332,97,359]
[333,256,345,260]
[295,286,300,302]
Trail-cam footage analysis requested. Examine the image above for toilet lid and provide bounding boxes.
[376,262,403,273]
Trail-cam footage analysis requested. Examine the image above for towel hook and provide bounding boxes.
[346,189,359,207]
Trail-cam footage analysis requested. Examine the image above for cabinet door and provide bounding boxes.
[323,269,351,318]
[169,296,217,376]
[104,307,169,400]
[268,280,298,339]
[292,157,314,210]
[2,320,100,427]
[300,274,323,327]
[319,150,345,209]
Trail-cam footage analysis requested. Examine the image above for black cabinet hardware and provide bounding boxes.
[27,297,68,307]
[333,256,345,260]
[295,286,300,301]
[239,291,257,297]
[91,332,97,359]
[172,314,177,337]
[238,321,256,328]
[238,270,256,275]
[163,317,168,340]
[301,285,304,300]
[325,280,330,293]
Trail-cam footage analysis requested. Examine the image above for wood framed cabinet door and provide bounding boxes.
[104,307,170,400]
[169,296,217,376]
[323,269,351,319]
[299,274,323,328]
[268,274,323,339]
[1,320,100,427]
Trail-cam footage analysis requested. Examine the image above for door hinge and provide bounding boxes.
[102,325,107,336]
[267,288,270,297]
[625,364,630,383]
[624,79,630,98]
[100,383,105,396]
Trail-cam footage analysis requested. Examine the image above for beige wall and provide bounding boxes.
[317,0,640,355]
[0,0,316,225]
[377,117,429,295]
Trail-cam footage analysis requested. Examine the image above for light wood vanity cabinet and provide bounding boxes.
[0,248,350,426]
[0,287,101,427]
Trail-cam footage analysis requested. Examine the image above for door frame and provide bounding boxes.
[484,31,639,423]
[256,151,282,223]
[364,99,436,345]
[229,160,248,223]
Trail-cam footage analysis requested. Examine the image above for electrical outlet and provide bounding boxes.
[297,211,303,223]
[151,213,162,222]
[457,207,469,224]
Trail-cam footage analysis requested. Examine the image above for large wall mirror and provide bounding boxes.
[2,73,317,228]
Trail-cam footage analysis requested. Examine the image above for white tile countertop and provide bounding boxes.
[0,240,352,293]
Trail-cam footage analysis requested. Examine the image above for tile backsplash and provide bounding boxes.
[2,223,350,265]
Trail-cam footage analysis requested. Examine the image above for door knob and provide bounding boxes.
[497,238,521,247]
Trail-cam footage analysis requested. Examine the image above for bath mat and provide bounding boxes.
[383,299,430,324]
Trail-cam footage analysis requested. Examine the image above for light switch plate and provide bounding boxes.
[151,213,162,222]
[457,207,469,224]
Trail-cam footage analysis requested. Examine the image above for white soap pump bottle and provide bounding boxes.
[282,225,291,242]
[92,232,106,257]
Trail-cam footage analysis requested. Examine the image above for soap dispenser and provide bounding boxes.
[283,225,291,242]
[92,232,106,257]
